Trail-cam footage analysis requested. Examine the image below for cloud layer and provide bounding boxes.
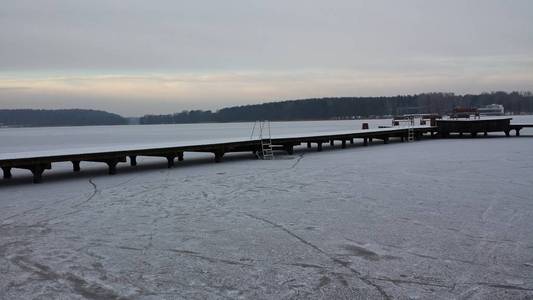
[1,0,532,115]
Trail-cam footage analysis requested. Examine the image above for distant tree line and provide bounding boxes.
[0,109,127,127]
[140,91,533,124]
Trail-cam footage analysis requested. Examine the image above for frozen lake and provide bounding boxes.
[1,117,533,299]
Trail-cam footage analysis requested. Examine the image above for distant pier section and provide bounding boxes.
[437,118,512,137]
[0,118,531,183]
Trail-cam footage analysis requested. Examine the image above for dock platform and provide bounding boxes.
[510,123,533,136]
[436,118,513,137]
[1,118,531,184]
[1,126,436,183]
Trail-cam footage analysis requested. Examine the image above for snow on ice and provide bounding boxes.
[1,121,533,299]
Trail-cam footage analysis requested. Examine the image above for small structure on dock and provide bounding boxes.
[449,107,480,119]
[392,114,441,126]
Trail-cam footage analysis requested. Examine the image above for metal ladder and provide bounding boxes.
[407,117,415,142]
[251,120,274,160]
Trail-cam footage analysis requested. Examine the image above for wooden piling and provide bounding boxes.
[166,156,175,168]
[2,167,12,179]
[72,161,81,172]
[130,155,137,166]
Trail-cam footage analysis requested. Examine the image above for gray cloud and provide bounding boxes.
[0,0,532,115]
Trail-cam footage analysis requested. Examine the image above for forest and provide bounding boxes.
[2,92,532,127]
[0,109,127,127]
[140,91,533,124]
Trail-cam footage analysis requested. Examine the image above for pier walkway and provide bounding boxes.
[1,126,437,183]
[2,118,532,184]
[511,123,533,136]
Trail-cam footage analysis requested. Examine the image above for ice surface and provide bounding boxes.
[1,119,533,299]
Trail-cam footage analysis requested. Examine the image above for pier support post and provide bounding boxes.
[341,140,346,148]
[505,130,510,137]
[106,160,119,175]
[363,138,368,146]
[178,152,184,161]
[129,156,137,166]
[166,156,175,168]
[383,137,389,144]
[29,163,51,184]
[284,145,294,155]
[214,150,224,163]
[307,142,311,148]
[350,138,354,145]
[317,143,323,152]
[330,140,334,146]
[515,128,521,136]
[31,166,45,184]
[369,138,373,143]
[72,161,81,172]
[2,167,12,179]
[401,136,405,142]
[470,132,478,137]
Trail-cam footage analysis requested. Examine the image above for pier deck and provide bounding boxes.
[1,126,436,183]
[436,118,513,137]
[510,123,533,136]
[2,118,531,184]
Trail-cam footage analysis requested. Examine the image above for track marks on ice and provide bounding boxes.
[0,193,82,224]
[165,248,253,267]
[9,256,123,299]
[289,153,305,169]
[33,178,100,225]
[72,178,98,208]
[243,213,391,300]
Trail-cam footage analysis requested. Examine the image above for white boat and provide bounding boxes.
[478,104,505,116]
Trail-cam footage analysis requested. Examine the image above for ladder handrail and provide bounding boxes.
[407,117,415,142]
[250,120,274,159]
[258,120,274,160]
[250,121,257,140]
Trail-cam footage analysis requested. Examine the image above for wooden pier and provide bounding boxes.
[0,126,436,183]
[510,123,533,136]
[436,118,513,137]
[0,118,531,184]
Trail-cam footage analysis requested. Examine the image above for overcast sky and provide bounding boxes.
[1,0,532,116]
